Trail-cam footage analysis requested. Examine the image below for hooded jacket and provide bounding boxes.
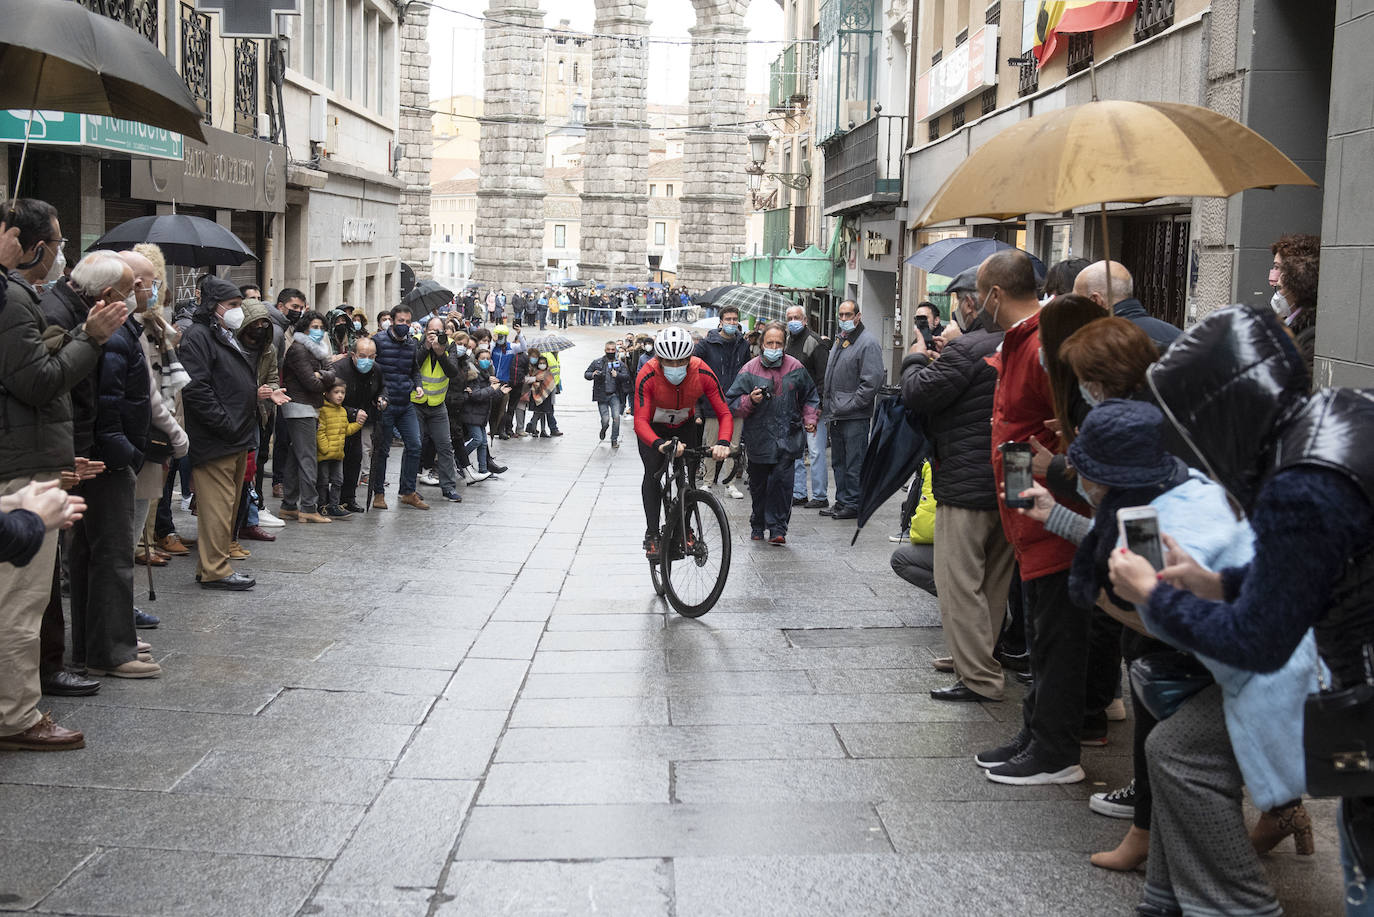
[693,327,752,420]
[823,320,885,422]
[988,310,1078,580]
[177,284,260,465]
[325,307,358,354]
[0,273,102,479]
[236,299,281,427]
[724,354,819,464]
[900,313,1002,511]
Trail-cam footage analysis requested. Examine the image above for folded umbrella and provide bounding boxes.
[852,391,930,545]
[87,214,255,267]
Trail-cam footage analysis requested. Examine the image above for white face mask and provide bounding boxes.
[125,292,140,314]
[222,306,245,331]
[43,246,65,284]
[1270,289,1291,318]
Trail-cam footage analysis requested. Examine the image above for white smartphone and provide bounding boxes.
[1117,506,1165,572]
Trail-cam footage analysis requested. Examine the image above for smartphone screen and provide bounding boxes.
[1122,514,1165,571]
[1001,443,1033,508]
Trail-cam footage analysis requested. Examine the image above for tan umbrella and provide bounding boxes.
[912,100,1316,301]
[914,100,1316,227]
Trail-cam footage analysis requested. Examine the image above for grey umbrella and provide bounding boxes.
[0,0,207,194]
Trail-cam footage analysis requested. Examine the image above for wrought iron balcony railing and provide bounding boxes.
[823,113,905,211]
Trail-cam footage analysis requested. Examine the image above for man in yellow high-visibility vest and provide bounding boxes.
[411,317,464,503]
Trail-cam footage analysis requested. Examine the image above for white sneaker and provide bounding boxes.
[888,533,906,543]
[180,495,193,512]
[1105,697,1127,721]
[417,469,440,487]
[727,484,744,500]
[463,468,491,486]
[257,508,287,528]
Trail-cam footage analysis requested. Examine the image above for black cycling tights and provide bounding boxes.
[639,421,702,538]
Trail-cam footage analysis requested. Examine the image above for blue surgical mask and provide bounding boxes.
[839,319,856,334]
[352,321,361,331]
[663,365,688,385]
[787,320,804,334]
[355,356,375,373]
[719,323,738,336]
[1079,382,1102,407]
[454,345,468,358]
[479,358,492,370]
[308,327,325,343]
[1038,347,1048,372]
[762,347,783,365]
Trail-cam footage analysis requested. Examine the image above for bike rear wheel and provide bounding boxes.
[663,489,731,617]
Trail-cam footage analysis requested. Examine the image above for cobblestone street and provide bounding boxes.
[0,325,1344,916]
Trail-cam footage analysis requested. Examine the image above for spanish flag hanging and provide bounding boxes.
[1032,1,1138,67]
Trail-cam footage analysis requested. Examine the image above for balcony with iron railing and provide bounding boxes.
[822,113,905,213]
[77,0,159,44]
[768,41,816,112]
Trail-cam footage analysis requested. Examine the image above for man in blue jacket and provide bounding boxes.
[370,304,427,510]
[693,305,751,498]
[821,299,885,520]
[1074,261,1180,351]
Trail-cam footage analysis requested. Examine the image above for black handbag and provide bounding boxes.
[1128,651,1215,721]
[143,427,174,464]
[1305,644,1374,799]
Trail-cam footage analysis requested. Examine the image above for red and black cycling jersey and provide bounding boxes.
[634,356,733,451]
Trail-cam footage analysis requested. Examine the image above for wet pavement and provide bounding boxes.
[0,323,1344,916]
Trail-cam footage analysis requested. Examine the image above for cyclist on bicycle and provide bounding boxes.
[635,326,732,558]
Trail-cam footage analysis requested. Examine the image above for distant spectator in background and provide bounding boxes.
[1042,257,1090,299]
[1267,233,1320,382]
[1074,261,1180,352]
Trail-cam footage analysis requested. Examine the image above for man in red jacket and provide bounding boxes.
[973,250,1092,787]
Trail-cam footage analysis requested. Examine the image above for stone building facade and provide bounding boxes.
[474,0,753,290]
[398,3,435,277]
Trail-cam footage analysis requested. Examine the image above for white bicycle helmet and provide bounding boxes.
[653,326,694,360]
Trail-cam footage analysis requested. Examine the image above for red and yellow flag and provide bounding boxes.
[1032,1,1138,67]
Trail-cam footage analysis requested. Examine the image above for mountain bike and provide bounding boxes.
[648,438,733,617]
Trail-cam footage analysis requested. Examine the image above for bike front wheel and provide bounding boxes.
[662,489,731,617]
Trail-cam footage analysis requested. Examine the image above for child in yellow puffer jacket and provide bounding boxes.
[316,382,366,518]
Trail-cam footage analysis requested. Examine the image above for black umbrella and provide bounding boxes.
[0,0,208,194]
[400,263,417,298]
[559,279,585,288]
[693,285,739,307]
[402,279,455,315]
[87,214,256,267]
[851,389,930,545]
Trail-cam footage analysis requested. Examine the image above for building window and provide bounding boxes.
[558,59,565,81]
[650,184,657,196]
[554,224,566,249]
[980,86,997,115]
[180,3,211,124]
[931,48,942,65]
[955,28,968,47]
[1135,0,1175,41]
[817,0,880,142]
[666,184,674,198]
[79,0,158,44]
[378,21,393,113]
[985,2,1001,25]
[951,105,965,130]
[1018,56,1039,97]
[1067,32,1094,75]
[234,40,259,137]
[928,117,939,142]
[654,222,666,246]
[325,0,336,89]
[573,62,580,83]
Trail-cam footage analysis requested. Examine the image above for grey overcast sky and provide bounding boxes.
[425,0,784,105]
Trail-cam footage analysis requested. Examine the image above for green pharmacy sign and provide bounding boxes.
[0,111,182,160]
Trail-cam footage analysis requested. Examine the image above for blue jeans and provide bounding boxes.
[793,417,828,500]
[598,395,623,443]
[829,416,869,510]
[464,423,490,472]
[371,402,422,496]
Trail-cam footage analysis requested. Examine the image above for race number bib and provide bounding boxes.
[653,406,690,426]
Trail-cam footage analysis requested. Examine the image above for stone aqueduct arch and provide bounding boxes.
[473,0,751,292]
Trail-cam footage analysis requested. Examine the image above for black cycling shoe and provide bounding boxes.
[643,536,660,560]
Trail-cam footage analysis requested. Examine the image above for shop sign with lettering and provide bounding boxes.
[0,111,182,160]
[130,124,286,213]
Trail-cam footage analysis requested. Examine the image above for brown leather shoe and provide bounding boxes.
[277,507,300,520]
[237,525,276,542]
[156,534,190,556]
[0,712,85,751]
[400,492,430,510]
[372,494,388,510]
[88,659,161,679]
[931,656,955,673]
[297,511,332,524]
[134,548,168,567]
[228,541,252,558]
